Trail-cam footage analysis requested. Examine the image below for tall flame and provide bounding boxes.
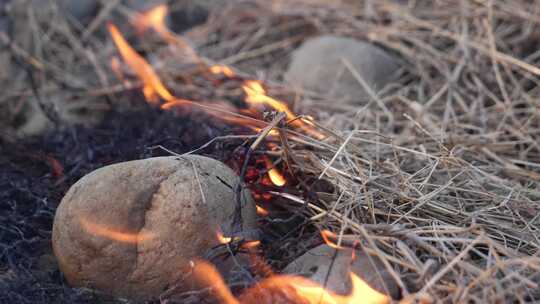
[109,18,324,139]
[108,23,175,103]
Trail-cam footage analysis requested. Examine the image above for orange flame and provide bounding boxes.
[108,23,174,103]
[79,218,153,244]
[256,205,269,217]
[241,240,261,250]
[321,230,344,250]
[110,6,324,140]
[216,230,233,244]
[243,81,296,119]
[240,273,390,304]
[210,65,235,78]
[190,259,390,304]
[190,260,240,304]
[134,4,174,43]
[286,272,391,304]
[264,157,286,187]
[243,81,324,139]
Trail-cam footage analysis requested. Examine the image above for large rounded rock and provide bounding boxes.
[283,244,400,299]
[285,35,400,102]
[52,155,257,300]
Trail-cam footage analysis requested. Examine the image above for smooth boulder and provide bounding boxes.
[285,35,399,102]
[52,155,257,300]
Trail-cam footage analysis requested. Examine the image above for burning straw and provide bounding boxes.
[104,1,540,302]
[2,0,539,303]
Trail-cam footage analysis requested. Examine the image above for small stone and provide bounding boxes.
[52,155,257,301]
[283,244,400,299]
[285,35,400,102]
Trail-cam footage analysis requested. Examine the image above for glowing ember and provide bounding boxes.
[79,218,153,244]
[108,23,174,103]
[256,205,269,217]
[264,157,286,187]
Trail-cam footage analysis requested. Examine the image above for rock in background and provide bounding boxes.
[285,35,400,103]
[283,244,400,299]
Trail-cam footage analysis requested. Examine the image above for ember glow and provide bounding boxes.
[79,218,153,244]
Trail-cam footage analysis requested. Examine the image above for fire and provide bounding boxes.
[256,205,269,216]
[108,23,174,104]
[321,230,344,249]
[79,218,153,244]
[241,240,261,250]
[210,65,235,78]
[109,11,325,139]
[264,157,286,187]
[216,230,233,244]
[241,273,390,304]
[134,4,176,45]
[243,81,296,119]
[189,260,390,304]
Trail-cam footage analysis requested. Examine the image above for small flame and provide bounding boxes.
[321,230,343,249]
[188,259,390,304]
[243,81,296,119]
[241,240,261,250]
[216,230,232,244]
[79,218,153,244]
[108,23,174,103]
[190,260,240,304]
[210,65,235,78]
[242,81,325,139]
[256,205,269,216]
[134,4,173,43]
[265,157,286,187]
[240,272,390,304]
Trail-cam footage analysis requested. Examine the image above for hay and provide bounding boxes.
[191,1,540,302]
[1,0,539,302]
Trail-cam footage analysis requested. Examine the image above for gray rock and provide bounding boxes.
[285,35,400,102]
[283,244,400,299]
[52,156,257,301]
[62,0,98,21]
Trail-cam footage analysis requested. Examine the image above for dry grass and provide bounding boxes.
[1,0,539,303]
[192,1,540,302]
